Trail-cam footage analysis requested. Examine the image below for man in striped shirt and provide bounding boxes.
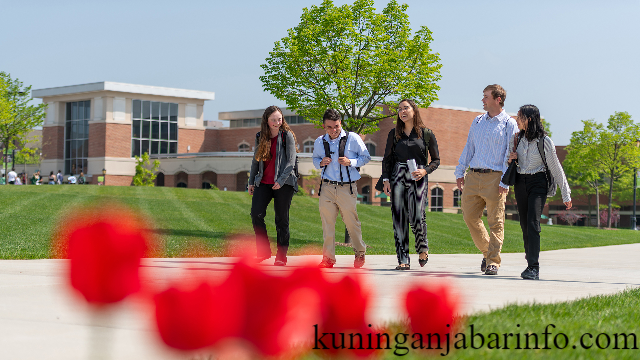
[455,84,519,275]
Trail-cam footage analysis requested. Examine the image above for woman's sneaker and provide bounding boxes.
[521,267,539,280]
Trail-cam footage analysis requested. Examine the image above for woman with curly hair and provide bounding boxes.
[248,106,299,266]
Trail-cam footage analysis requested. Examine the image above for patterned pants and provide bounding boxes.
[391,163,429,265]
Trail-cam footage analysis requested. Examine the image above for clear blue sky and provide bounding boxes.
[2,0,638,145]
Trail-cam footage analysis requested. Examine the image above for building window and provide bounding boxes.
[365,142,376,156]
[238,143,251,152]
[453,189,462,207]
[303,140,314,153]
[65,100,90,175]
[430,187,443,212]
[229,115,309,128]
[131,100,178,157]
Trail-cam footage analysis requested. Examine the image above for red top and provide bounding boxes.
[261,136,278,185]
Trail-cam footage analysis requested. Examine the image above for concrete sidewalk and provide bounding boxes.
[1,244,639,359]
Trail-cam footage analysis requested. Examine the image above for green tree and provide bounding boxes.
[564,113,640,228]
[133,152,160,186]
[542,118,552,138]
[260,0,441,134]
[0,72,47,179]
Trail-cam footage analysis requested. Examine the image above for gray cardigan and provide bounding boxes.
[248,130,298,191]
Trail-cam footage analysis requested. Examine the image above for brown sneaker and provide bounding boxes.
[354,253,365,268]
[318,259,334,268]
[484,264,498,275]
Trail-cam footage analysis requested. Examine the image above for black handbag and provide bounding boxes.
[501,135,520,186]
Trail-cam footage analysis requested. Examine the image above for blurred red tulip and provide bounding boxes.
[404,284,459,348]
[60,207,150,305]
[317,275,377,358]
[228,260,295,356]
[154,277,245,351]
[323,275,370,333]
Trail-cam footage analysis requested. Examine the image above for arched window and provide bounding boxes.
[176,182,187,188]
[303,140,314,153]
[430,187,443,212]
[453,189,462,208]
[365,142,376,156]
[238,143,251,152]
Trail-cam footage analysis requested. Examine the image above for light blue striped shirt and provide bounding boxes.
[312,130,371,182]
[454,110,519,189]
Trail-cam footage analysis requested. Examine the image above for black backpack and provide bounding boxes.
[318,132,359,195]
[255,131,299,179]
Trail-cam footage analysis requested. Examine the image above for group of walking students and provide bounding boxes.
[248,84,572,280]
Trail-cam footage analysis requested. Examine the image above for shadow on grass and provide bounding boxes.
[151,228,226,239]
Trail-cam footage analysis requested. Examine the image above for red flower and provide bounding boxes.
[154,277,245,351]
[323,275,370,333]
[227,260,296,356]
[319,275,376,358]
[404,283,459,348]
[59,207,150,305]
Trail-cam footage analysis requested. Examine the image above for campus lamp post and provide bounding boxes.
[632,139,640,230]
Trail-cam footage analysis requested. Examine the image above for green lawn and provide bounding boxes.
[1,185,639,259]
[300,288,640,359]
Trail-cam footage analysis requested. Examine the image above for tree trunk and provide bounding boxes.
[608,171,614,228]
[587,194,592,227]
[596,182,600,228]
[3,146,7,185]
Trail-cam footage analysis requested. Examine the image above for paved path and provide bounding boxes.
[1,244,639,359]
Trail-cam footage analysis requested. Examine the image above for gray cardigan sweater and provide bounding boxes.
[248,130,298,191]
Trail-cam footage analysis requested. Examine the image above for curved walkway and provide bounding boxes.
[1,243,639,359]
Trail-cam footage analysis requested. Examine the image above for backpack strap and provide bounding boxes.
[319,135,331,196]
[341,133,353,194]
[537,136,548,170]
[537,136,554,192]
[422,128,431,158]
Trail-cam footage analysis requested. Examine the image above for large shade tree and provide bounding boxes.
[0,72,47,179]
[563,113,640,228]
[260,0,442,134]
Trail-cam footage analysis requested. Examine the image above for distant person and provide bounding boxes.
[0,174,5,185]
[31,171,40,185]
[381,99,440,270]
[248,105,299,266]
[455,84,519,276]
[78,171,86,184]
[48,171,56,185]
[68,174,77,184]
[313,109,371,268]
[508,104,572,280]
[56,170,63,185]
[14,176,22,185]
[7,168,17,185]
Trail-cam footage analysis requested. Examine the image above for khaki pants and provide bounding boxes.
[462,171,507,267]
[319,183,366,263]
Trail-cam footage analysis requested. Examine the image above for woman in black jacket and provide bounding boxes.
[248,105,299,266]
[382,99,440,270]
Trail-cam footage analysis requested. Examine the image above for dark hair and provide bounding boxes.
[518,104,546,141]
[484,84,506,107]
[322,109,341,123]
[50,171,54,176]
[255,105,298,161]
[395,99,426,140]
